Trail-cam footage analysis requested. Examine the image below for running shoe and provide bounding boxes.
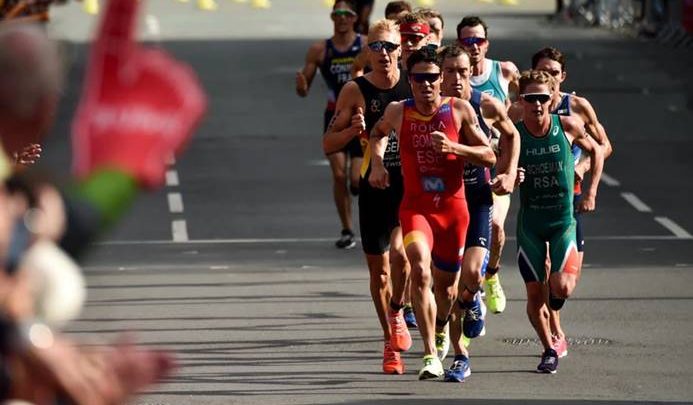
[552,335,568,358]
[462,294,486,338]
[403,304,417,329]
[435,327,450,361]
[383,342,404,374]
[197,0,218,11]
[484,273,507,313]
[335,230,356,249]
[444,355,471,382]
[418,354,444,380]
[388,310,412,352]
[537,348,559,374]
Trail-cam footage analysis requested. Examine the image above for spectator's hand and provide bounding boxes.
[9,332,175,405]
[14,143,42,166]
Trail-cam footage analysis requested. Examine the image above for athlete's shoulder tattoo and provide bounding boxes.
[326,110,340,132]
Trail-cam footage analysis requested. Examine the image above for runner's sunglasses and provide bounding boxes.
[331,9,356,18]
[368,41,400,52]
[410,72,441,84]
[458,37,488,47]
[520,93,551,104]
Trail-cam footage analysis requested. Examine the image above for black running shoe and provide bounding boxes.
[335,230,356,249]
[537,348,559,374]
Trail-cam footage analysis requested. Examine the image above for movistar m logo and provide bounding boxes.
[423,176,445,192]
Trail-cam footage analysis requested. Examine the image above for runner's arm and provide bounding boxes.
[296,42,323,97]
[368,102,400,189]
[501,60,520,102]
[485,97,519,194]
[450,100,496,167]
[565,116,603,212]
[573,96,612,158]
[350,48,368,78]
[322,82,365,154]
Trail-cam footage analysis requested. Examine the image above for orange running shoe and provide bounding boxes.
[383,342,404,374]
[388,310,412,352]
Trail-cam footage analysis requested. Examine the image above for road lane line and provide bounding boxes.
[600,173,620,187]
[621,192,652,213]
[307,159,330,166]
[172,220,189,242]
[654,217,693,239]
[166,170,180,187]
[145,15,161,37]
[97,235,691,245]
[167,193,184,213]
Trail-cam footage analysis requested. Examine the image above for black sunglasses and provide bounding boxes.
[520,93,551,104]
[410,72,441,84]
[368,41,400,52]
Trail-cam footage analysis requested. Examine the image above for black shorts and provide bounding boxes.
[358,170,403,255]
[324,109,364,158]
[464,183,493,249]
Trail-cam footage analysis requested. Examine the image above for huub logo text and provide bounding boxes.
[526,144,560,156]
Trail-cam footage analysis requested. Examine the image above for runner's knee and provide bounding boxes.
[410,262,432,289]
[332,169,347,184]
[549,273,576,299]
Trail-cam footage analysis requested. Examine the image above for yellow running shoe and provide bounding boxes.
[435,324,450,361]
[418,354,444,380]
[484,273,507,314]
[197,0,218,11]
[251,0,270,8]
[83,0,99,15]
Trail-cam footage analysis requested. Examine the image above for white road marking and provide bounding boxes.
[621,192,652,213]
[600,173,620,187]
[166,170,180,187]
[97,235,692,246]
[167,193,184,213]
[654,217,693,239]
[172,220,189,242]
[145,15,161,37]
[308,159,330,167]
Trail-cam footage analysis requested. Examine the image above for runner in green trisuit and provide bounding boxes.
[514,70,604,374]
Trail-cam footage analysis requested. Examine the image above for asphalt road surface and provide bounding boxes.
[35,0,693,404]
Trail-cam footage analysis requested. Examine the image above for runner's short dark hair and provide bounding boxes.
[531,47,566,71]
[385,1,411,17]
[415,8,444,29]
[436,44,468,66]
[456,16,488,39]
[333,0,357,11]
[406,47,440,72]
